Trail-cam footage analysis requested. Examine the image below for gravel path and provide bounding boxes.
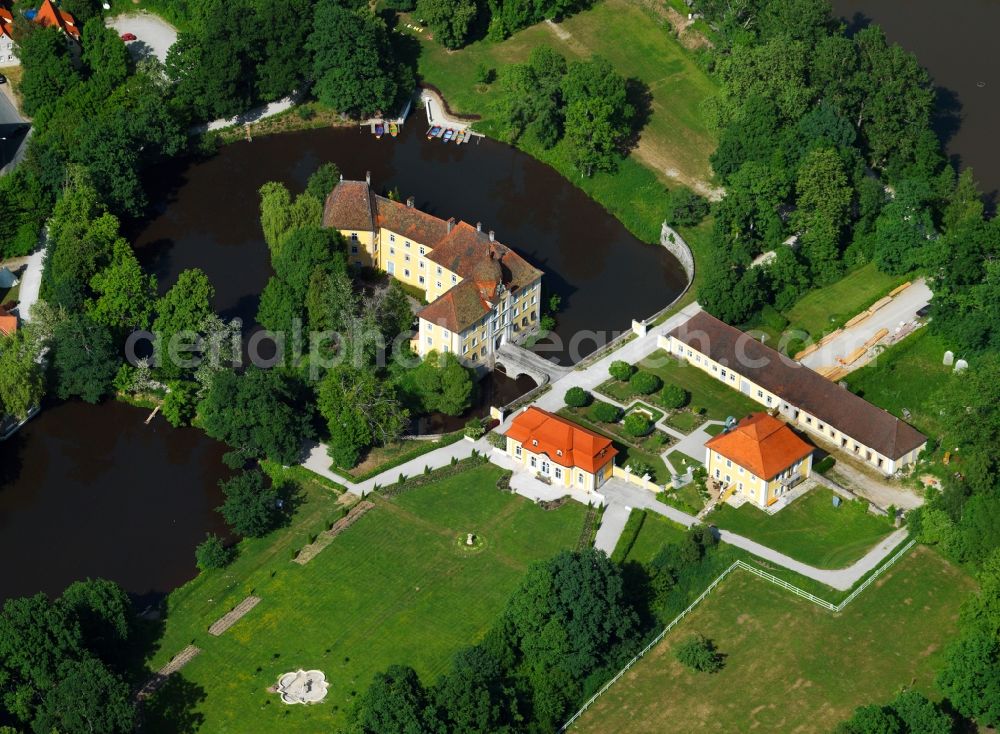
[106,13,177,63]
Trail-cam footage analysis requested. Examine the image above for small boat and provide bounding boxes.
[454,130,466,144]
[443,129,454,143]
[428,126,443,139]
[389,122,398,138]
[374,123,385,139]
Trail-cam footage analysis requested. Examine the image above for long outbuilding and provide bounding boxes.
[661,311,926,476]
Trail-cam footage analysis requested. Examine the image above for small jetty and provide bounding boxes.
[422,88,483,145]
[361,97,413,140]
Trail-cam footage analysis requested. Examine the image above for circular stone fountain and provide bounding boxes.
[276,669,329,704]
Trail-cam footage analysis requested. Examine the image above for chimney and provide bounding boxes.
[447,217,455,233]
[476,222,482,232]
[488,230,495,242]
[365,171,371,185]
[406,196,415,208]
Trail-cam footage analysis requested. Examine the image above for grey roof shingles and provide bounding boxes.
[667,311,927,460]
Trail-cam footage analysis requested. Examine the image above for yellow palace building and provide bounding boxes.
[322,174,544,364]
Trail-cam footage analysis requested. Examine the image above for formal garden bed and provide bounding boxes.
[658,479,708,516]
[341,431,465,481]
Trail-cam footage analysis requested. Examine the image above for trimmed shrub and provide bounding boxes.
[464,418,486,439]
[486,431,507,449]
[660,383,689,410]
[609,360,635,381]
[665,186,710,227]
[623,412,653,437]
[674,634,724,673]
[564,386,592,407]
[625,458,653,477]
[814,456,836,474]
[588,401,620,423]
[629,371,662,395]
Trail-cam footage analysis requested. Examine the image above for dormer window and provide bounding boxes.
[532,439,538,447]
[556,449,563,457]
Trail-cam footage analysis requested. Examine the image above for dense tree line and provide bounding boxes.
[690,0,995,341]
[416,0,593,50]
[0,579,136,734]
[492,47,635,177]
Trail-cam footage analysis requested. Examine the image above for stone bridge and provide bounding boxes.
[494,343,570,387]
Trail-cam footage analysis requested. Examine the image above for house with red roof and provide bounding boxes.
[503,406,618,493]
[0,307,18,337]
[323,173,544,365]
[0,0,80,66]
[704,412,814,509]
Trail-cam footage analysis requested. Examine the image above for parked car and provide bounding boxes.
[120,32,137,42]
[0,74,7,84]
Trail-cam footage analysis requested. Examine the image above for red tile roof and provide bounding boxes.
[667,311,927,460]
[0,310,18,337]
[705,413,813,480]
[322,180,373,232]
[505,407,618,474]
[416,279,491,333]
[373,195,451,247]
[0,6,13,39]
[426,222,541,292]
[34,0,79,39]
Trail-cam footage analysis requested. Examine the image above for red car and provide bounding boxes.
[120,32,137,42]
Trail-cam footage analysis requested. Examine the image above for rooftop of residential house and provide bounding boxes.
[667,311,927,460]
[504,406,618,474]
[35,0,79,39]
[705,412,814,480]
[324,177,543,334]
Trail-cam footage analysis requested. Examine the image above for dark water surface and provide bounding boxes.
[0,401,230,603]
[833,0,1000,195]
[134,123,687,363]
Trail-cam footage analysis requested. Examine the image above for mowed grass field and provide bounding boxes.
[849,328,955,439]
[574,546,975,733]
[635,349,761,421]
[710,488,895,569]
[145,463,586,732]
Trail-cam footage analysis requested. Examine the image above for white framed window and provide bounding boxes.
[578,473,584,485]
[351,245,358,254]
[405,241,411,248]
[389,234,395,242]
[530,456,537,468]
[419,246,425,255]
[515,445,522,457]
[554,467,562,480]
[389,247,395,255]
[404,269,410,277]
[436,266,442,275]
[451,275,457,283]
[351,232,359,241]
[419,276,425,284]
[436,281,442,289]
[426,336,432,345]
[404,254,410,262]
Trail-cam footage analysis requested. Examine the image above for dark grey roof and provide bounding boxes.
[667,311,927,460]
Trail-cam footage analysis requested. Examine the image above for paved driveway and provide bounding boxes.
[801,279,932,371]
[106,13,178,63]
[0,89,29,176]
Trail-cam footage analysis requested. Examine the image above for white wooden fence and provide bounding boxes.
[559,538,917,731]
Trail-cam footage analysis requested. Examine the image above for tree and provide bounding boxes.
[623,411,652,437]
[609,360,635,381]
[665,187,710,227]
[432,645,516,732]
[674,634,724,673]
[162,381,199,427]
[588,401,619,423]
[306,264,358,334]
[306,161,341,201]
[59,579,131,663]
[50,314,118,403]
[561,57,634,177]
[318,364,407,468]
[153,269,215,379]
[32,657,135,734]
[889,691,954,734]
[417,0,478,49]
[62,0,102,25]
[308,1,413,118]
[835,704,902,734]
[492,47,567,146]
[350,665,436,734]
[195,533,234,570]
[16,26,81,116]
[564,386,591,407]
[793,147,852,283]
[407,351,474,416]
[87,239,158,330]
[259,182,323,256]
[0,332,44,420]
[937,628,1000,727]
[200,368,314,465]
[218,469,281,537]
[659,383,688,410]
[628,370,661,395]
[81,18,129,92]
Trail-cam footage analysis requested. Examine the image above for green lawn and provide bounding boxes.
[848,328,954,439]
[343,432,464,480]
[783,263,910,339]
[709,488,895,569]
[613,510,688,564]
[574,546,974,733]
[664,450,701,473]
[634,350,761,421]
[145,463,586,732]
[664,410,703,434]
[659,481,706,515]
